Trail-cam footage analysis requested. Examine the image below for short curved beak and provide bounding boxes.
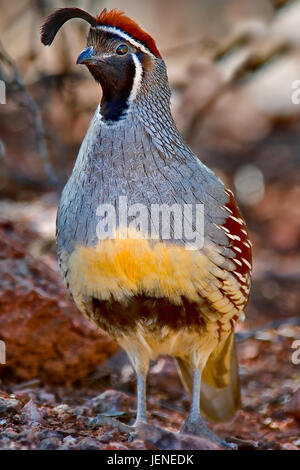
[76,46,96,65]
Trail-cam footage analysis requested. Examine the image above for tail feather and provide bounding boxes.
[176,332,240,422]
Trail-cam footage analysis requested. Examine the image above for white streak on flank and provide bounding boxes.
[241,285,250,294]
[128,53,143,102]
[241,257,252,269]
[233,271,246,282]
[233,246,242,253]
[233,258,242,266]
[226,233,241,241]
[229,215,244,225]
[223,205,233,214]
[96,25,155,57]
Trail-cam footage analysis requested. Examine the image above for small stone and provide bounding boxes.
[12,414,21,424]
[91,390,129,414]
[0,437,11,449]
[63,435,77,444]
[131,439,146,450]
[62,428,77,434]
[53,404,71,415]
[97,430,116,443]
[264,417,272,425]
[34,430,63,440]
[39,437,61,450]
[72,406,88,417]
[77,437,100,450]
[135,422,221,450]
[21,400,43,425]
[285,388,300,420]
[38,391,56,405]
[0,397,20,417]
[76,415,88,427]
[4,429,19,439]
[104,442,130,450]
[280,443,299,450]
[61,436,77,449]
[240,342,259,360]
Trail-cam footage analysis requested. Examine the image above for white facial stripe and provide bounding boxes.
[96,25,155,57]
[129,53,143,102]
[96,54,143,126]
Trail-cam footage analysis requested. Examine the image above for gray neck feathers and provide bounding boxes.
[133,59,189,160]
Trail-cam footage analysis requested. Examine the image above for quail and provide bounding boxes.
[41,7,252,447]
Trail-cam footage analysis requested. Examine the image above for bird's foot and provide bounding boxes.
[180,416,237,450]
[126,417,148,442]
[89,413,148,442]
[133,416,148,428]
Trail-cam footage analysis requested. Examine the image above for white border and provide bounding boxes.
[129,53,143,102]
[96,25,156,57]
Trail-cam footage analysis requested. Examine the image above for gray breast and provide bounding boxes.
[56,106,230,279]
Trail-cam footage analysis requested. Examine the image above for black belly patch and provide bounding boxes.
[91,295,206,337]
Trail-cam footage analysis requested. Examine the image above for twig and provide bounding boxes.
[0,40,59,193]
[236,317,300,343]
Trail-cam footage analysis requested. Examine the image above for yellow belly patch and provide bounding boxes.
[67,230,244,317]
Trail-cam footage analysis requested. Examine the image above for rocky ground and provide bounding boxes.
[0,348,299,450]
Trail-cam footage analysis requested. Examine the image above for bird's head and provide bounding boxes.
[41,7,164,122]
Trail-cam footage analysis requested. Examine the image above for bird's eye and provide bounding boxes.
[116,44,128,55]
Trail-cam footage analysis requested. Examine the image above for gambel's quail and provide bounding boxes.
[41,7,252,447]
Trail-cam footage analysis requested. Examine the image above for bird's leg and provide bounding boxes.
[181,369,204,433]
[90,371,148,438]
[134,372,148,424]
[180,369,236,449]
[190,369,201,421]
[120,342,150,430]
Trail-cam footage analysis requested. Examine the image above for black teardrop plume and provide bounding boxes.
[41,7,97,46]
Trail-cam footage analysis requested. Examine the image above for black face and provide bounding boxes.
[87,54,136,122]
[83,29,142,122]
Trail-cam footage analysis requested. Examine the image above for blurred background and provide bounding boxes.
[0,0,299,450]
